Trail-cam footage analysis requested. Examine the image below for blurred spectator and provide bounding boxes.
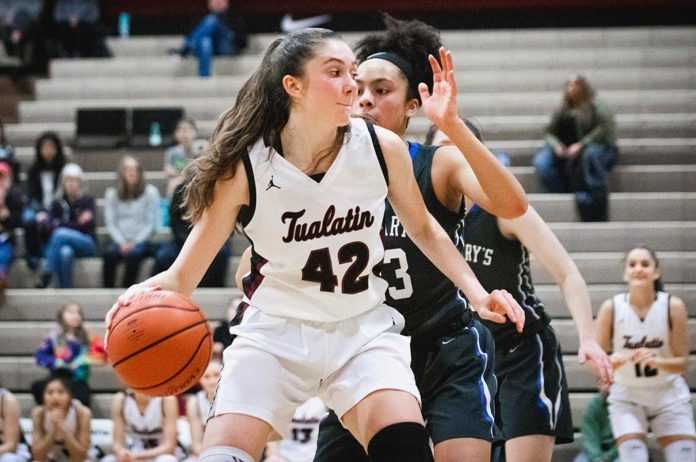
[53,0,109,58]
[164,118,206,199]
[0,386,32,462]
[30,373,92,462]
[212,297,245,358]
[36,163,96,289]
[185,360,222,460]
[102,155,160,288]
[533,75,618,221]
[34,303,106,407]
[103,391,178,462]
[151,182,230,286]
[0,0,42,71]
[171,0,247,77]
[23,131,67,271]
[573,384,618,462]
[0,161,25,304]
[0,119,20,182]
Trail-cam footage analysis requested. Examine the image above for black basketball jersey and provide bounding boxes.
[380,142,468,336]
[463,205,548,347]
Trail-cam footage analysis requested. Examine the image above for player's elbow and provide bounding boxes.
[496,196,528,219]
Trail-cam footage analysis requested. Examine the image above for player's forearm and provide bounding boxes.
[652,356,688,374]
[133,443,175,460]
[559,272,596,341]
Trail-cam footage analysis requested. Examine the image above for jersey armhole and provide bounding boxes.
[365,121,389,186]
[237,153,256,228]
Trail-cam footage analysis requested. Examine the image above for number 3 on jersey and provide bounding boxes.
[384,248,413,300]
[301,242,370,294]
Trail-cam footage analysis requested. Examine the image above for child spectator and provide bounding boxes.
[0,161,25,303]
[0,386,31,462]
[30,373,92,462]
[185,360,222,461]
[34,302,106,407]
[164,119,205,199]
[102,155,160,288]
[24,131,67,271]
[104,391,179,462]
[0,119,20,182]
[36,163,96,288]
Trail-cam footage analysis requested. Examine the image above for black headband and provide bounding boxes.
[364,52,416,87]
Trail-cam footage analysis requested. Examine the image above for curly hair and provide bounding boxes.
[354,14,442,103]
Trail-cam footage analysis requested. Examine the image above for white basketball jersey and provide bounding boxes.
[240,118,389,322]
[122,393,164,449]
[277,397,327,462]
[612,291,677,387]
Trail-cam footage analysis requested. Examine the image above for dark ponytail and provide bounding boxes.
[183,28,346,222]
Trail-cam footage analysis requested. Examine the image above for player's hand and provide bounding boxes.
[631,348,657,364]
[473,289,525,333]
[578,338,613,385]
[419,47,459,130]
[104,283,161,347]
[609,351,632,369]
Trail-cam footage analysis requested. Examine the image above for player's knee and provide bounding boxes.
[664,439,696,462]
[618,438,648,462]
[198,446,254,462]
[367,422,433,462]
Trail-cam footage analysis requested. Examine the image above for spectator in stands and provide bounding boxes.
[0,119,20,182]
[53,0,108,58]
[533,75,618,221]
[34,302,106,407]
[186,360,222,460]
[23,131,67,271]
[102,155,160,288]
[596,246,695,462]
[0,0,43,73]
[573,383,618,462]
[212,297,244,358]
[171,0,247,77]
[0,161,25,304]
[164,119,205,199]
[151,182,230,287]
[36,163,97,289]
[30,373,91,462]
[104,390,179,462]
[0,386,32,462]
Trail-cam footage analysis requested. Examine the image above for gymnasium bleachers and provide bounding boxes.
[1,26,695,461]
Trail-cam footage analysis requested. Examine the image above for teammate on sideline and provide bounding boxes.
[186,361,223,461]
[265,398,327,462]
[106,28,523,462]
[427,124,612,462]
[596,246,695,462]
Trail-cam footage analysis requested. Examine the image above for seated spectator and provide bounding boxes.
[172,0,247,77]
[53,0,108,58]
[164,119,206,199]
[185,360,222,460]
[0,386,32,462]
[574,384,618,462]
[152,182,230,287]
[34,302,106,407]
[0,0,43,73]
[103,391,178,462]
[102,155,160,288]
[30,373,92,462]
[0,161,25,303]
[36,163,96,288]
[0,119,20,182]
[23,131,67,271]
[212,297,244,358]
[533,75,618,221]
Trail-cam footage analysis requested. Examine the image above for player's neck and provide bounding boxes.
[628,287,655,310]
[281,112,340,172]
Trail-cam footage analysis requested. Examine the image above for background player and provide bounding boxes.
[596,246,695,462]
[186,361,223,461]
[265,398,327,462]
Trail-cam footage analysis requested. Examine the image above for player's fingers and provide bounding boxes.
[502,290,525,332]
[418,82,430,101]
[438,47,448,73]
[428,54,443,78]
[477,308,506,324]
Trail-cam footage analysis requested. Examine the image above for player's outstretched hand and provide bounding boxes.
[473,289,525,333]
[418,46,459,130]
[104,283,162,348]
[578,338,613,386]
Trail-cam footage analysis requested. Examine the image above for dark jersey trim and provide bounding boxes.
[238,153,256,227]
[365,121,389,186]
[668,293,673,330]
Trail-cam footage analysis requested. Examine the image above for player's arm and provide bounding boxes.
[0,393,21,453]
[377,125,523,331]
[132,396,178,460]
[235,246,252,289]
[62,405,91,461]
[30,407,54,461]
[110,392,129,457]
[497,206,612,384]
[186,395,204,456]
[646,296,689,374]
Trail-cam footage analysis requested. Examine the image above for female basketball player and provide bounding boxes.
[596,246,695,462]
[107,28,523,462]
[31,375,91,462]
[186,361,222,460]
[105,390,179,462]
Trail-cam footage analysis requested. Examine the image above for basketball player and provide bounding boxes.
[265,398,328,462]
[186,361,223,460]
[596,246,695,462]
[427,125,612,462]
[105,390,179,462]
[107,28,523,462]
[0,387,31,462]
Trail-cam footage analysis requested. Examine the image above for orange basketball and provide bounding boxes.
[106,290,212,397]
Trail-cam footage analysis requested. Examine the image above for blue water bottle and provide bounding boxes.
[118,12,130,39]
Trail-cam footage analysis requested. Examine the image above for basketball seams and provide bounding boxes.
[109,304,204,334]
